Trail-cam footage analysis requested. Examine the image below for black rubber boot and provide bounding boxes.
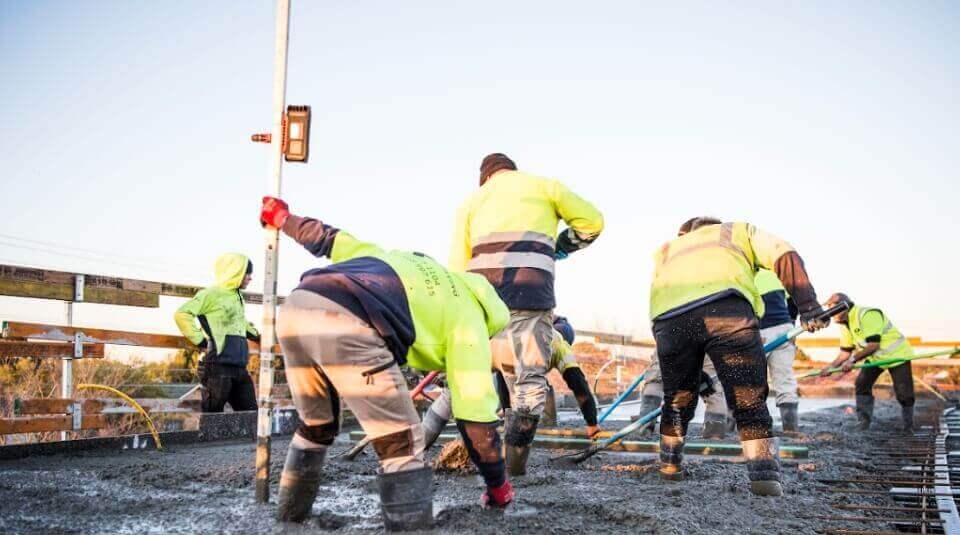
[277,445,327,522]
[778,403,799,433]
[659,434,685,481]
[701,412,727,440]
[378,466,434,531]
[504,409,539,477]
[856,395,874,431]
[631,395,662,437]
[901,405,915,433]
[421,408,448,452]
[742,438,783,497]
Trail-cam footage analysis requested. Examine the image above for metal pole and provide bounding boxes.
[255,0,291,504]
[61,274,83,441]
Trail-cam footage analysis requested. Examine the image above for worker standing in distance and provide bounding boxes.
[819,293,915,432]
[174,254,260,413]
[260,197,514,530]
[634,351,729,439]
[650,217,828,496]
[754,268,801,433]
[421,316,602,451]
[450,153,604,476]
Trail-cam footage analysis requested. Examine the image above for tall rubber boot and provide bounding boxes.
[901,405,915,433]
[504,409,539,477]
[421,408,448,452]
[631,395,662,438]
[277,443,328,522]
[378,466,433,531]
[742,437,783,497]
[855,395,874,431]
[659,434,685,481]
[701,412,727,440]
[778,403,799,433]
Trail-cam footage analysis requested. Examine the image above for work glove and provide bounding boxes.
[585,424,603,439]
[247,333,262,344]
[260,196,290,228]
[196,339,208,352]
[697,372,717,398]
[799,303,830,333]
[841,358,856,373]
[481,480,514,509]
[818,367,833,378]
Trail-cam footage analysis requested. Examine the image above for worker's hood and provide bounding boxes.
[214,253,251,289]
[455,272,510,338]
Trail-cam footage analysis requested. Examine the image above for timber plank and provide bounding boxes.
[1,321,193,349]
[0,279,158,307]
[0,340,104,359]
[0,414,107,434]
[14,398,104,415]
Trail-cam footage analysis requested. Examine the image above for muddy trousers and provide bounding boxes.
[652,296,774,442]
[200,363,257,413]
[855,362,916,409]
[278,290,425,474]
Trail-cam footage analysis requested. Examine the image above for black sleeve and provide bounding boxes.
[556,227,597,255]
[455,420,505,488]
[773,251,819,313]
[562,368,598,426]
[493,370,512,410]
[864,335,882,344]
[281,215,341,258]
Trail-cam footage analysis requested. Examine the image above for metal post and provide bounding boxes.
[255,0,291,504]
[61,274,84,440]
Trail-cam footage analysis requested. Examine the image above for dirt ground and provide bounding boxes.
[0,400,940,534]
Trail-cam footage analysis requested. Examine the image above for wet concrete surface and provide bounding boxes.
[0,400,938,534]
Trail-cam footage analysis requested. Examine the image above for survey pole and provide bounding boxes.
[255,0,291,504]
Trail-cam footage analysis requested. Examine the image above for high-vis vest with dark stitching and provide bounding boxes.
[842,305,912,369]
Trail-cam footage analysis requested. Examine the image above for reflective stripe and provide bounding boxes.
[473,231,556,249]
[856,308,906,356]
[659,223,749,266]
[875,334,906,356]
[467,251,555,274]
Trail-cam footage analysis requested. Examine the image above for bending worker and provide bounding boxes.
[650,216,828,496]
[754,268,801,433]
[422,316,601,450]
[819,293,915,431]
[174,253,260,413]
[260,197,515,530]
[450,152,604,476]
[635,351,728,439]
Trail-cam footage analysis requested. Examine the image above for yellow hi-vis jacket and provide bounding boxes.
[449,170,603,310]
[649,222,795,320]
[839,305,912,369]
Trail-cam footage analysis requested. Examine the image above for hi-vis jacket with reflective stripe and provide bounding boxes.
[449,170,604,310]
[649,222,796,320]
[840,305,912,369]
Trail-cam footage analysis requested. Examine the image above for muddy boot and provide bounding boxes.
[421,407,448,452]
[701,412,727,440]
[778,403,799,433]
[504,409,539,476]
[901,405,915,433]
[631,395,662,438]
[378,466,434,531]
[277,443,328,522]
[742,438,783,497]
[856,395,874,431]
[659,434,685,481]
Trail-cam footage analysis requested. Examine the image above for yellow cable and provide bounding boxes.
[913,376,948,402]
[76,384,163,450]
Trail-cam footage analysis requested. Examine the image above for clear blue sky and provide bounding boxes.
[1,1,958,339]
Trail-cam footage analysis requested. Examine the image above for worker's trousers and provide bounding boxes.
[200,363,258,413]
[278,290,424,473]
[759,322,799,406]
[641,352,727,418]
[653,296,773,441]
[490,309,554,415]
[855,361,915,408]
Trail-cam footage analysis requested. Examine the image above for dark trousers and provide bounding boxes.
[653,295,773,441]
[201,363,258,412]
[855,361,915,407]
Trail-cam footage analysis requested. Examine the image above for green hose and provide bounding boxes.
[797,347,960,379]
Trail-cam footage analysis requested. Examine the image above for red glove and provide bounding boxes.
[260,196,290,228]
[481,480,514,509]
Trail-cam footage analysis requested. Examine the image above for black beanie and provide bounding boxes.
[479,153,517,185]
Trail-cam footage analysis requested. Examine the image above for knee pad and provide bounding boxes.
[295,422,338,446]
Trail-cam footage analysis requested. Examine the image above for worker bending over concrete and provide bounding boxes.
[422,316,601,450]
[820,293,915,431]
[636,351,728,439]
[174,253,260,413]
[260,197,514,530]
[754,268,801,432]
[450,153,604,476]
[650,217,828,496]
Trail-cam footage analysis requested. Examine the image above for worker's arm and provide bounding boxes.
[262,197,385,262]
[746,224,824,331]
[174,291,210,347]
[549,180,604,257]
[561,368,600,436]
[246,321,260,343]
[448,200,472,272]
[820,347,854,377]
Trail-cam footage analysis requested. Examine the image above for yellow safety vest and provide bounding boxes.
[754,268,786,296]
[841,305,912,369]
[649,222,795,320]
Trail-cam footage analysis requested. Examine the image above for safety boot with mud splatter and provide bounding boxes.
[855,395,873,431]
[631,395,661,438]
[504,409,540,477]
[658,434,685,481]
[742,437,783,497]
[778,403,799,434]
[378,466,434,531]
[701,412,728,440]
[901,405,915,434]
[277,442,328,522]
